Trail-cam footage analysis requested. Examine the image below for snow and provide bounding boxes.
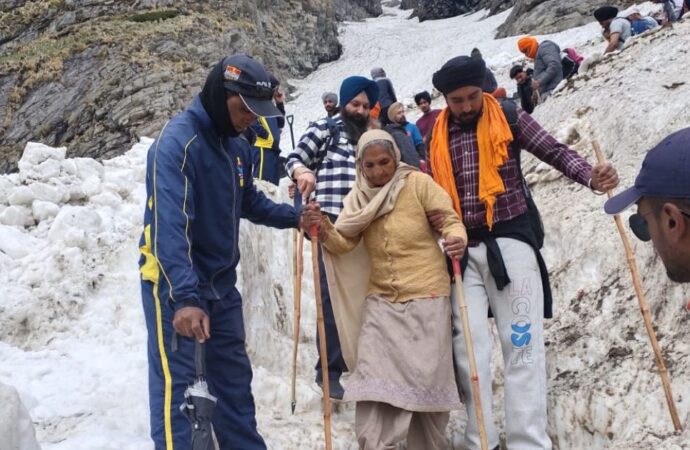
[0,382,40,450]
[1,3,689,449]
[281,5,608,151]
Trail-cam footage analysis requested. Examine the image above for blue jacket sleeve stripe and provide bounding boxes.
[181,135,197,266]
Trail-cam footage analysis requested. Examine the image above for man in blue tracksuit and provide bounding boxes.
[139,54,302,450]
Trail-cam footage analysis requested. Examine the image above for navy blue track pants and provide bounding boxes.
[142,282,266,450]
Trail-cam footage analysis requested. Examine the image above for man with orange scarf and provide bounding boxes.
[426,55,619,450]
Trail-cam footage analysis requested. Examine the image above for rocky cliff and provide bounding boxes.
[335,0,383,20]
[495,0,637,37]
[400,0,639,39]
[399,0,515,20]
[0,0,379,174]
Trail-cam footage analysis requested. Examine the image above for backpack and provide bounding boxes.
[499,99,545,248]
[561,48,582,79]
[384,123,421,169]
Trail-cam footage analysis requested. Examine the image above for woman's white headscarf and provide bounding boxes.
[335,129,417,236]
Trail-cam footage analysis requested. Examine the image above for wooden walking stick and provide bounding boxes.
[288,120,302,415]
[592,140,683,432]
[310,221,333,450]
[451,258,489,450]
[290,228,305,414]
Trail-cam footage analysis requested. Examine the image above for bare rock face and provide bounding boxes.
[417,0,480,21]
[334,0,383,20]
[400,0,418,11]
[0,0,378,173]
[399,0,516,20]
[487,0,516,14]
[495,0,637,37]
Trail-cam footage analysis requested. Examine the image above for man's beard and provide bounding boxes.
[341,109,369,143]
[453,111,481,130]
[664,257,690,283]
[667,268,690,283]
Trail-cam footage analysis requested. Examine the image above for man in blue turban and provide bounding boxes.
[285,75,379,399]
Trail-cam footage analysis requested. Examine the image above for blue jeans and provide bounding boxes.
[314,246,348,382]
[293,192,348,382]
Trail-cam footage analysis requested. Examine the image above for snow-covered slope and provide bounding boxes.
[281,5,605,149]
[1,3,689,449]
[526,20,690,450]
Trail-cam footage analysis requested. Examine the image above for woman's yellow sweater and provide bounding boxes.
[321,171,466,303]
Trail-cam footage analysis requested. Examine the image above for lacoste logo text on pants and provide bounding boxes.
[510,279,534,366]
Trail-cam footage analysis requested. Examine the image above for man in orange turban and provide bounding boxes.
[517,36,564,98]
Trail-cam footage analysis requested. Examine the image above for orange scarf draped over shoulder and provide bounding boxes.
[429,93,514,228]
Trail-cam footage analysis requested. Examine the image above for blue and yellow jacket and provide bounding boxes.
[139,96,298,308]
[251,116,281,153]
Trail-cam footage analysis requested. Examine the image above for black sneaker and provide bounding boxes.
[316,378,345,400]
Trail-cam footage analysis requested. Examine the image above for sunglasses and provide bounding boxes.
[628,209,690,241]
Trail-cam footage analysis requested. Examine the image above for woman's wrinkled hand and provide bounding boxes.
[442,235,467,259]
[301,202,323,234]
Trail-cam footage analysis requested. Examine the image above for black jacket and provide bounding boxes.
[516,70,536,114]
[384,123,421,169]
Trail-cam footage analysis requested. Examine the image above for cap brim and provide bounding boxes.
[604,187,642,214]
[239,93,281,118]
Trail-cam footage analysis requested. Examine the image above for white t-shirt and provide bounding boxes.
[672,0,684,18]
[610,17,632,49]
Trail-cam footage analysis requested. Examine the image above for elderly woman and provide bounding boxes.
[303,129,466,450]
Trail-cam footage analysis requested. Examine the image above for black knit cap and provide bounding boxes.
[594,6,618,22]
[432,56,486,95]
[509,65,524,79]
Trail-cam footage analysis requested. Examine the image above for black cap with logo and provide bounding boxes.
[221,54,281,118]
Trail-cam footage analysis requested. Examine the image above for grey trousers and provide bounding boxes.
[452,238,551,450]
[355,401,450,450]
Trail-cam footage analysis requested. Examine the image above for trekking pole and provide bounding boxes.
[287,114,296,151]
[289,116,303,415]
[451,258,489,450]
[290,226,305,414]
[592,140,682,432]
[310,218,333,450]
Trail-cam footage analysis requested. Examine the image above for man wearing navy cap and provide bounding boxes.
[605,127,690,283]
[139,54,306,449]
